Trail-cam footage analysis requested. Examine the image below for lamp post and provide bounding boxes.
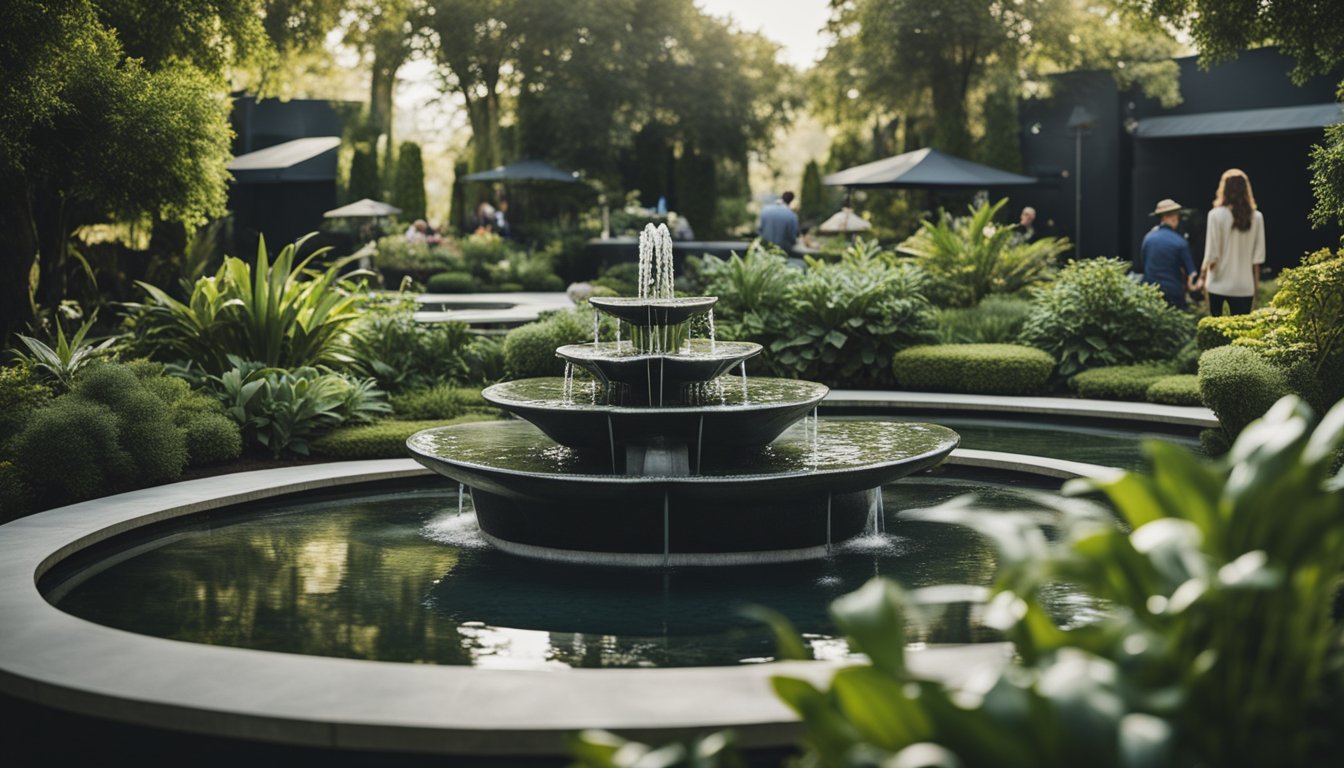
[1067,106,1096,260]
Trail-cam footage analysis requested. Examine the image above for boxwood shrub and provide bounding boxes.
[891,344,1054,395]
[309,414,499,459]
[1069,363,1174,401]
[426,271,477,293]
[502,309,594,379]
[390,385,492,420]
[1198,345,1291,437]
[1145,374,1202,406]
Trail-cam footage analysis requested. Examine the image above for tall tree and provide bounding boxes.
[345,0,419,187]
[0,0,232,340]
[392,141,427,221]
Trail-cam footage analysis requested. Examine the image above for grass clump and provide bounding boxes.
[891,343,1054,395]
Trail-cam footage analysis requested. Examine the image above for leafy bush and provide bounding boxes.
[0,363,52,439]
[347,303,474,393]
[373,235,462,274]
[390,385,491,420]
[772,251,937,388]
[1195,310,1277,351]
[1198,345,1290,439]
[892,344,1054,395]
[896,197,1070,307]
[464,334,508,384]
[1069,362,1174,401]
[123,234,370,374]
[933,294,1034,343]
[460,231,515,278]
[591,262,641,297]
[426,271,477,293]
[1017,258,1195,378]
[1145,374,1202,406]
[767,396,1344,768]
[9,397,125,508]
[502,310,594,379]
[309,414,499,459]
[180,411,242,465]
[486,247,565,292]
[208,360,391,457]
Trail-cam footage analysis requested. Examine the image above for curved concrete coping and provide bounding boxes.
[826,389,1218,429]
[0,449,1114,756]
[413,291,574,327]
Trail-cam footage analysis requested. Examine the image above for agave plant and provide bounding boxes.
[125,234,372,374]
[11,311,117,391]
[897,198,1071,307]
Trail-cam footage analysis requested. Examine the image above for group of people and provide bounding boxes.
[472,199,511,238]
[1139,168,1265,316]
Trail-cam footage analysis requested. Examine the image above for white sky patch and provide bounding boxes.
[695,0,832,70]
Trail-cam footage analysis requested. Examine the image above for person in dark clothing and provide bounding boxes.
[758,191,800,251]
[1140,198,1202,308]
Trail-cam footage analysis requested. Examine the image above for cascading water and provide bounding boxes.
[408,224,960,566]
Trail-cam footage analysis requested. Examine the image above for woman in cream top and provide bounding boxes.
[1200,168,1265,315]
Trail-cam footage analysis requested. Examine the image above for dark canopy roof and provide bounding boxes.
[1134,102,1343,140]
[823,147,1037,189]
[461,158,580,184]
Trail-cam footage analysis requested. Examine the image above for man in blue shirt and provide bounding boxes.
[1140,198,1202,308]
[758,191,800,252]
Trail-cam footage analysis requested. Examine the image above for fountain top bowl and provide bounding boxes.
[589,296,717,326]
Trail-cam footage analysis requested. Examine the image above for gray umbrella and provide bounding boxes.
[461,159,580,184]
[323,198,402,218]
[824,147,1036,189]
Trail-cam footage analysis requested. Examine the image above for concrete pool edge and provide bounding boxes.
[0,451,1109,756]
[826,389,1219,429]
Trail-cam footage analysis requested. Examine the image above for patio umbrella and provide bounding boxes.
[461,159,580,184]
[823,147,1036,189]
[816,207,873,234]
[323,198,402,218]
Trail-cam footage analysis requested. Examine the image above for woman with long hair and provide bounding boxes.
[1200,168,1265,315]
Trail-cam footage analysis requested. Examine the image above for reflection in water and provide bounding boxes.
[46,478,1107,669]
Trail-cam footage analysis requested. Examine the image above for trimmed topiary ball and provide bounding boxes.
[1146,374,1202,406]
[502,310,591,379]
[181,411,242,465]
[1070,363,1174,401]
[891,343,1055,395]
[10,397,128,508]
[73,364,187,486]
[1197,345,1290,437]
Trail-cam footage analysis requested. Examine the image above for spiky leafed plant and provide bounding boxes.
[125,234,372,374]
[897,198,1071,307]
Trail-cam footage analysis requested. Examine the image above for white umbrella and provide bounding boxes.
[323,198,402,218]
[816,207,873,234]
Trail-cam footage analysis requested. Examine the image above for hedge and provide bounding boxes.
[390,385,492,420]
[309,414,500,459]
[1070,363,1174,401]
[1197,345,1290,437]
[891,344,1054,395]
[426,271,477,293]
[502,310,592,379]
[1145,374,1202,406]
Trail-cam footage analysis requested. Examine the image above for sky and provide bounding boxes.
[695,0,833,70]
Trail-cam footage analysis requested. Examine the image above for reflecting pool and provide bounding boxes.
[45,475,1104,669]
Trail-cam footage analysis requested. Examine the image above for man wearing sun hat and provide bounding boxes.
[1139,198,1202,308]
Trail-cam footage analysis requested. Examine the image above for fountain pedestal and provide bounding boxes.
[408,223,959,566]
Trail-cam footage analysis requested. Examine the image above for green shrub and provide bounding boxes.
[309,415,498,459]
[390,385,490,420]
[123,234,370,374]
[464,335,508,385]
[0,460,32,522]
[895,197,1070,307]
[73,365,187,486]
[1017,257,1195,378]
[1069,362,1174,401]
[771,247,937,388]
[1145,374,1202,406]
[10,397,128,508]
[0,363,52,439]
[933,294,1034,343]
[11,311,116,391]
[426,271,477,293]
[1196,310,1277,351]
[460,232,515,278]
[592,262,641,296]
[373,235,462,273]
[1198,345,1290,437]
[891,344,1054,395]
[348,304,474,393]
[181,411,242,465]
[502,310,592,379]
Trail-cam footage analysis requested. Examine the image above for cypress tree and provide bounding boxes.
[392,141,427,221]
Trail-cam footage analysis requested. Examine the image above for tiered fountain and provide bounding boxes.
[408,224,959,566]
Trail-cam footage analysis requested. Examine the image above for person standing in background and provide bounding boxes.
[758,191,800,252]
[1011,206,1036,243]
[1201,168,1265,315]
[1139,198,1201,308]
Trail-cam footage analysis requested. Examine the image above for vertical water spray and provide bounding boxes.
[707,308,716,353]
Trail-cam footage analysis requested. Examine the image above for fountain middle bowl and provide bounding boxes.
[555,339,762,397]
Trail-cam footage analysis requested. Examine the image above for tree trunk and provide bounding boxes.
[929,72,971,158]
[33,191,69,315]
[370,48,399,198]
